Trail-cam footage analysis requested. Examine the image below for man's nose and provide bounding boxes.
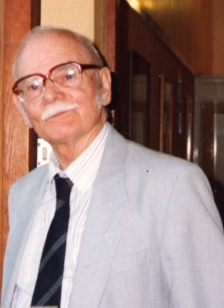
[43,78,64,102]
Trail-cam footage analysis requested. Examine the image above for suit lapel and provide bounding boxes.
[69,126,128,308]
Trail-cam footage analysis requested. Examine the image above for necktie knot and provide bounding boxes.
[54,174,73,201]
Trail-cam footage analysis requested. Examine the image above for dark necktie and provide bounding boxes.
[31,174,73,307]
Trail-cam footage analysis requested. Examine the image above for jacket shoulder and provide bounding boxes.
[9,164,49,203]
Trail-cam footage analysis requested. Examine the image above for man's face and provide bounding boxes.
[14,32,111,147]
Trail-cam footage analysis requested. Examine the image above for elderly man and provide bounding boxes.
[2,26,224,308]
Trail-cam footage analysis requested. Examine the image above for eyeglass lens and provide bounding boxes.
[17,63,82,102]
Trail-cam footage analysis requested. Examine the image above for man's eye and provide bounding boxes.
[56,70,78,86]
[27,80,41,92]
[29,84,39,91]
[65,72,75,80]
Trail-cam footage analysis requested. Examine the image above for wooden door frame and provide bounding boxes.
[95,0,117,72]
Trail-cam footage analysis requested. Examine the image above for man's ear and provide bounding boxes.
[99,67,112,107]
[13,96,33,128]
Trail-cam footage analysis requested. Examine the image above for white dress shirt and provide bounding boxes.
[11,123,108,308]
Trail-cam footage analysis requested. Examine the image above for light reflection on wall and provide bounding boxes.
[126,0,154,14]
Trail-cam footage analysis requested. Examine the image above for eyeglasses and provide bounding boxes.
[12,61,101,103]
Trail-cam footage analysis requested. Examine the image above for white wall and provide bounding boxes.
[41,0,95,40]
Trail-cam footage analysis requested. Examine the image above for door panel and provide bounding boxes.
[130,51,150,147]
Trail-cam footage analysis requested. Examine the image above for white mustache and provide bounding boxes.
[41,101,78,121]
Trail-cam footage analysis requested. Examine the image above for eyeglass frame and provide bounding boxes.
[12,61,102,101]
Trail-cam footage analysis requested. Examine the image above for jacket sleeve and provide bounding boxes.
[160,163,224,307]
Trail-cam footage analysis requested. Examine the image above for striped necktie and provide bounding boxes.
[31,174,73,307]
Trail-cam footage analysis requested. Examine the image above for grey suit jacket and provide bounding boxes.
[2,125,224,307]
